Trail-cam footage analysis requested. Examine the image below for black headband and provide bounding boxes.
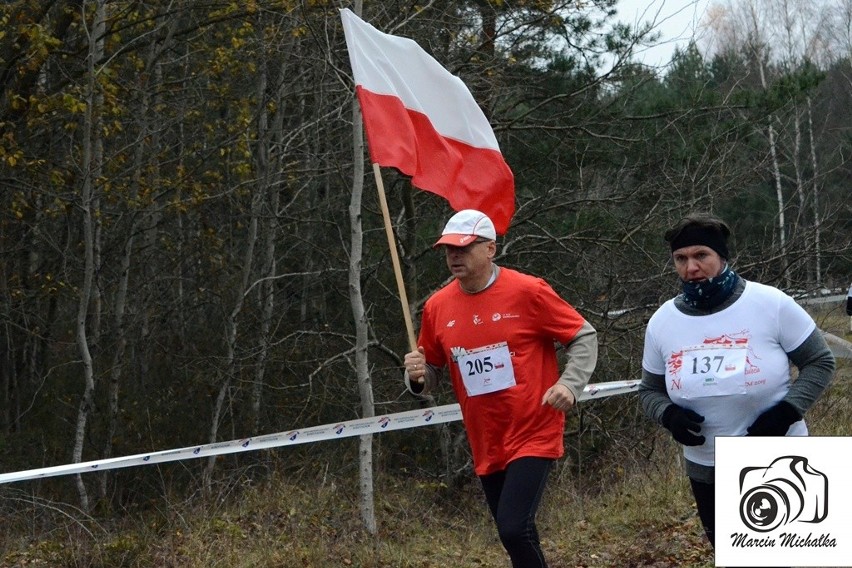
[669,225,729,259]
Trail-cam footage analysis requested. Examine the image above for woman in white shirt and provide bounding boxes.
[639,213,835,548]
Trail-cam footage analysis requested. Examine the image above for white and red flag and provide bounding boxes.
[340,8,515,234]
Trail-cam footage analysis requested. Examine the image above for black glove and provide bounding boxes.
[661,404,706,446]
[746,401,802,436]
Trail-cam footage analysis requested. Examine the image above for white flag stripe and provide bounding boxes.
[0,380,639,485]
[340,8,500,150]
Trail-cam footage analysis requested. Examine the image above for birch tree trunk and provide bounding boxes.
[806,97,822,288]
[776,0,827,289]
[203,40,265,489]
[100,221,131,504]
[251,21,277,434]
[203,187,260,490]
[99,36,168,503]
[73,0,106,512]
[349,0,377,536]
[789,109,812,286]
[766,109,790,288]
[748,1,791,287]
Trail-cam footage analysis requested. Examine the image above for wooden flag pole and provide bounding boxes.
[372,163,417,351]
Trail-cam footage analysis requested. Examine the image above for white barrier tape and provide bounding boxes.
[0,380,639,485]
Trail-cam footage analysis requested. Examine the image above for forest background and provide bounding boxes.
[0,0,850,566]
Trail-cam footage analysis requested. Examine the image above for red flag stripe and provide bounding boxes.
[341,9,515,234]
[356,88,514,234]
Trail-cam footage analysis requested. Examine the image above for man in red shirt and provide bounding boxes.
[404,209,598,568]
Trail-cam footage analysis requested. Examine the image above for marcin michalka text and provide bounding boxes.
[730,532,837,548]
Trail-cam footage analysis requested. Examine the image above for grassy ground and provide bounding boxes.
[0,455,714,568]
[0,308,848,568]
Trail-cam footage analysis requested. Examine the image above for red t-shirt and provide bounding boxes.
[418,267,586,475]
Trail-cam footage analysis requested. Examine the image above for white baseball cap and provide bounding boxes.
[433,209,497,247]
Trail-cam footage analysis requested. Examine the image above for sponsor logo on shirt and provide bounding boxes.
[446,320,455,327]
[492,312,520,321]
[705,333,761,375]
[473,314,483,325]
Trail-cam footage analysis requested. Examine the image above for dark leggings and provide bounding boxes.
[689,477,716,547]
[480,456,553,568]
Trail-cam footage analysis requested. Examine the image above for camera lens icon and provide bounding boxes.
[739,456,828,533]
[741,486,787,532]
